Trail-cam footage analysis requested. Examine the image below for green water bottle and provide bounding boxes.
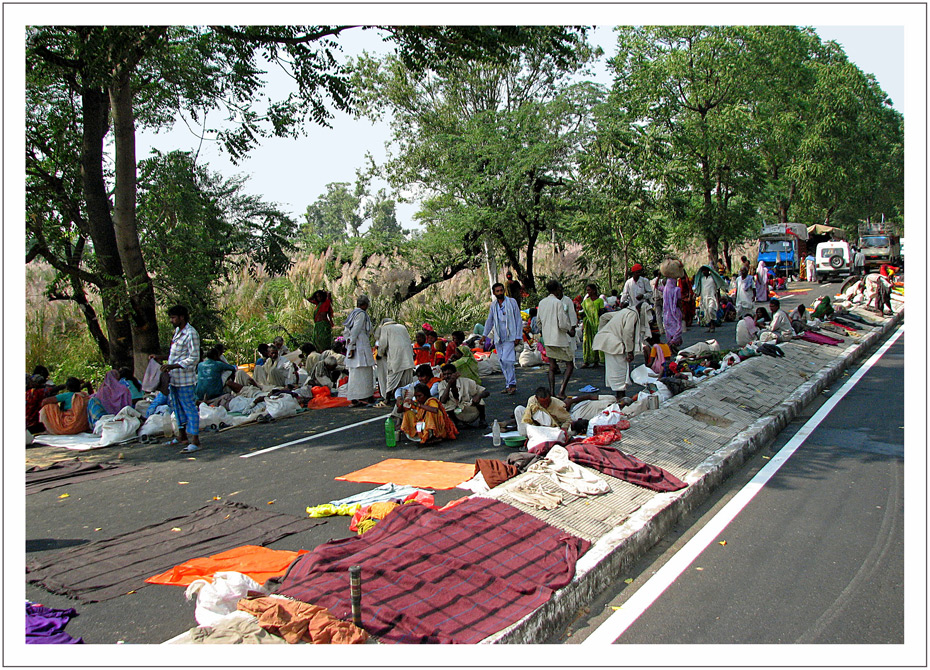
[385,416,396,447]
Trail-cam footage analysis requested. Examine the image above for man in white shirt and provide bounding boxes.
[766,298,795,343]
[592,296,639,398]
[483,282,523,395]
[537,280,577,398]
[621,263,654,354]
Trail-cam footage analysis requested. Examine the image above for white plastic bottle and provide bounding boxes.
[492,419,501,446]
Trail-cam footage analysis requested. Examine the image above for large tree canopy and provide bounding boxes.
[26,24,586,369]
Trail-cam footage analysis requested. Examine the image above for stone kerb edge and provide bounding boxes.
[485,307,903,644]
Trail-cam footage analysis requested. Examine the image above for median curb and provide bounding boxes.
[486,307,904,644]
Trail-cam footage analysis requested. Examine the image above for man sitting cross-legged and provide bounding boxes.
[435,363,490,429]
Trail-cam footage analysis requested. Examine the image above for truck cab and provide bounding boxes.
[858,221,901,269]
[757,223,808,277]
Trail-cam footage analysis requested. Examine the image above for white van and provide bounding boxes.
[815,241,852,281]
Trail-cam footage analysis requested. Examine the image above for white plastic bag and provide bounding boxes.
[98,406,142,446]
[264,394,300,419]
[526,424,566,452]
[477,352,501,376]
[141,358,163,392]
[139,412,175,439]
[631,364,660,386]
[587,404,625,436]
[184,571,269,627]
[199,403,228,430]
[227,395,255,414]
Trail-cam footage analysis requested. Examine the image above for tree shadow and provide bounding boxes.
[26,538,89,553]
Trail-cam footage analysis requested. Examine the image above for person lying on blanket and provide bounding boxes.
[399,383,459,446]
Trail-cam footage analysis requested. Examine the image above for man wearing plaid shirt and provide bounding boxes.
[149,305,202,453]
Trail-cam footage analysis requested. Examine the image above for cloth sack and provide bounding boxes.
[227,395,255,414]
[476,352,501,376]
[660,258,686,279]
[587,404,625,437]
[98,406,142,446]
[264,394,300,419]
[184,571,269,628]
[140,359,163,393]
[518,344,543,367]
[525,424,566,451]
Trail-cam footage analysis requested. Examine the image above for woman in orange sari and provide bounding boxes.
[38,377,92,435]
[400,384,458,445]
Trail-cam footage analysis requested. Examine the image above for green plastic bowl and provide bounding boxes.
[502,435,527,448]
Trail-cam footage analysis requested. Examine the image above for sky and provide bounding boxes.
[132,23,908,230]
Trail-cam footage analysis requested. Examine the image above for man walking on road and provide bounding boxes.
[483,282,522,395]
[538,280,577,399]
[149,305,201,453]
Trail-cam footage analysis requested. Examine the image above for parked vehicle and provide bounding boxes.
[857,221,901,269]
[757,223,808,277]
[815,240,853,281]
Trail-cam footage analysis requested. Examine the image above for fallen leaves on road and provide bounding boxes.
[94,528,102,532]
[718,540,727,546]
[171,527,182,532]
[58,493,69,499]
[178,481,189,485]
[267,500,275,505]
[610,606,622,611]
[624,578,633,584]
[212,496,221,501]
[695,567,704,571]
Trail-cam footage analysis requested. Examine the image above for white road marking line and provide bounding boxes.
[240,414,389,458]
[583,324,905,644]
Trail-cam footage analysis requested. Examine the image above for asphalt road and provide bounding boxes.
[24,280,841,644]
[558,329,904,644]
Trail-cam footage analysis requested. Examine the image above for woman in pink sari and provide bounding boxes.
[754,261,769,302]
[87,370,132,427]
[662,279,683,347]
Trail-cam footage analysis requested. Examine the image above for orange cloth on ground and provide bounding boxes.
[237,595,369,644]
[400,397,458,443]
[39,392,90,435]
[144,545,308,586]
[305,387,352,410]
[335,458,475,490]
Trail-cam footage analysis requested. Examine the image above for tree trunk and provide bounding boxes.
[483,238,497,291]
[80,84,134,369]
[523,231,538,295]
[705,237,720,266]
[722,238,732,272]
[109,69,161,371]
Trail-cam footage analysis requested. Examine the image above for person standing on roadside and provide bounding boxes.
[593,296,639,400]
[483,282,522,395]
[538,280,576,399]
[149,305,201,453]
[505,271,523,308]
[580,283,605,369]
[343,295,376,407]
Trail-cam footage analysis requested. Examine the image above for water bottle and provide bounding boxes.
[492,419,501,446]
[385,416,396,448]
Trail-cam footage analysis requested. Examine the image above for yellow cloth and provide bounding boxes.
[305,503,361,518]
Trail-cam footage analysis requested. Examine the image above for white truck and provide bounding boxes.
[857,221,901,269]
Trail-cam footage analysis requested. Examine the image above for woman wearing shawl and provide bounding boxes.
[86,369,132,427]
[755,260,770,302]
[736,313,760,347]
[811,296,835,321]
[735,266,756,319]
[343,294,376,407]
[662,279,683,347]
[678,274,696,327]
[399,383,459,445]
[310,290,335,352]
[580,283,605,369]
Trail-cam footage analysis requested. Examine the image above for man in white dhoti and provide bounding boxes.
[372,317,415,406]
[343,295,375,406]
[538,280,577,398]
[592,296,639,399]
[621,263,654,355]
[694,265,722,333]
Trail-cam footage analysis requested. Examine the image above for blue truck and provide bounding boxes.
[757,223,809,277]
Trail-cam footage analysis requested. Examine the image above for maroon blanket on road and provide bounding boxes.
[275,497,590,643]
[565,443,687,492]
